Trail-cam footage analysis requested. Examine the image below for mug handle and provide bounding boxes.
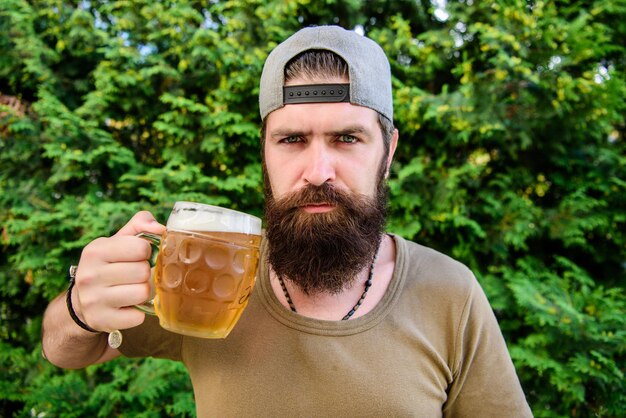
[134,232,161,315]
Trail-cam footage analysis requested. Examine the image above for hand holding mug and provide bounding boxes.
[72,211,166,333]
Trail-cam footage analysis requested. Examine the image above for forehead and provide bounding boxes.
[266,101,380,135]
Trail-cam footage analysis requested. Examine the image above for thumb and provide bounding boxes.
[114,211,166,237]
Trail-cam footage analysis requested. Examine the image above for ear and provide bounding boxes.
[384,128,399,178]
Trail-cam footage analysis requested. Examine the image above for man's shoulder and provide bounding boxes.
[393,234,473,277]
[391,233,476,295]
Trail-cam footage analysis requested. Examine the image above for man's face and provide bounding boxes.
[262,92,398,295]
[263,100,394,204]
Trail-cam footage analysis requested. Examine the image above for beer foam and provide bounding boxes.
[167,202,262,234]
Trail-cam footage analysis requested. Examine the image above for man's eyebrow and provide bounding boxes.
[269,129,311,138]
[327,125,372,137]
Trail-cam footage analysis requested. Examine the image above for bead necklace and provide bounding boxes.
[277,238,381,320]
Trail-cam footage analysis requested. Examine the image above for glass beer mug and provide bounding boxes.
[134,202,262,339]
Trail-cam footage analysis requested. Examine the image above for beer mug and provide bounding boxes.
[136,201,262,339]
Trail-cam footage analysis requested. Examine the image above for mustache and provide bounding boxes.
[273,183,360,210]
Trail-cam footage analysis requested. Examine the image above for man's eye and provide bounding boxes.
[339,135,358,144]
[281,136,301,144]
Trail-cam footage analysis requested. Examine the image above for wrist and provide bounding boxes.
[66,265,101,333]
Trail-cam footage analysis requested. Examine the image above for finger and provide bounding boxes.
[80,283,152,325]
[114,211,166,238]
[77,260,151,289]
[105,283,153,309]
[114,306,148,330]
[86,306,147,333]
[81,235,153,264]
[78,280,152,311]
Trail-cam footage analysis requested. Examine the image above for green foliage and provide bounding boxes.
[1,0,624,417]
[504,256,625,415]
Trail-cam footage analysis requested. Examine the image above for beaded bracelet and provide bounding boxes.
[66,265,100,333]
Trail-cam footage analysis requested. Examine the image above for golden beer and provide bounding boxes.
[143,202,262,338]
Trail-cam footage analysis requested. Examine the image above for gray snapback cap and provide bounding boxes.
[259,25,393,121]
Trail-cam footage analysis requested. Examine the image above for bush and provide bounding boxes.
[1,1,624,416]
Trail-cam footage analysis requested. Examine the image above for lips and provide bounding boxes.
[300,203,336,213]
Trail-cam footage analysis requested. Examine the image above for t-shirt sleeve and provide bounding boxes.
[117,314,184,362]
[443,278,533,417]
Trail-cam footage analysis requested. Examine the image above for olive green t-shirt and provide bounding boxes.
[120,234,532,417]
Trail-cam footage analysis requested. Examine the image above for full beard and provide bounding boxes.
[264,178,388,296]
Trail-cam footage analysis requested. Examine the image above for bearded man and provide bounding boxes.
[42,26,532,417]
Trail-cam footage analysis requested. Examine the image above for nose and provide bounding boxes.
[302,142,335,186]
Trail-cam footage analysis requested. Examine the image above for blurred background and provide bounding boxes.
[1,0,624,416]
